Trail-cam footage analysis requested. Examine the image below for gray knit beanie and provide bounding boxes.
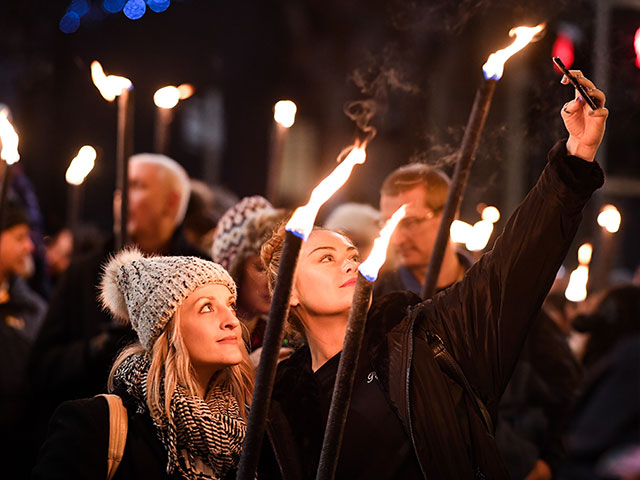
[211,196,275,281]
[100,248,237,351]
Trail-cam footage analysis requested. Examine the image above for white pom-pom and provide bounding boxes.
[99,247,144,322]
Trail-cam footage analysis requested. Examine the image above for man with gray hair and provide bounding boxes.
[29,154,207,456]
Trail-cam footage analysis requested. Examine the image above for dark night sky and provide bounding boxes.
[1,0,639,274]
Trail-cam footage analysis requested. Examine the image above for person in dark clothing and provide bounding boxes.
[32,250,254,479]
[28,154,209,459]
[572,284,640,369]
[257,73,608,479]
[559,335,640,480]
[0,204,47,479]
[495,309,583,479]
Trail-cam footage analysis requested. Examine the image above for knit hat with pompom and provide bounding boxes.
[100,248,236,351]
[211,196,275,281]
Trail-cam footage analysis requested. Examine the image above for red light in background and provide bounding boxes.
[635,26,640,69]
[552,33,575,71]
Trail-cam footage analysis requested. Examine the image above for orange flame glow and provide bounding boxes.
[177,84,194,100]
[0,108,20,165]
[286,145,367,240]
[359,205,407,281]
[482,24,545,80]
[91,61,132,102]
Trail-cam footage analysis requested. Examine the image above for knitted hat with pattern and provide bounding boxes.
[211,196,275,281]
[100,248,237,351]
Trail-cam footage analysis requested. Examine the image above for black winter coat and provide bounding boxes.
[260,141,604,479]
[31,395,177,480]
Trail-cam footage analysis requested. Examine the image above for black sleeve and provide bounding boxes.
[414,140,603,414]
[31,397,109,480]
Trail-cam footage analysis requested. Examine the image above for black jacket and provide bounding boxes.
[260,141,604,479]
[31,395,177,480]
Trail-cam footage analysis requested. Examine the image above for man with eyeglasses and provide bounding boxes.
[375,164,469,298]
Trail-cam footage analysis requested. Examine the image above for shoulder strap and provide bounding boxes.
[424,331,494,435]
[98,394,129,480]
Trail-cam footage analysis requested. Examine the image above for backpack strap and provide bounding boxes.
[97,394,129,480]
[424,331,494,435]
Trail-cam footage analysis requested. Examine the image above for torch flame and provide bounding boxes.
[481,206,500,223]
[66,145,97,185]
[286,145,366,240]
[154,86,181,109]
[577,243,593,265]
[274,100,297,128]
[450,220,473,244]
[597,204,621,233]
[482,24,545,81]
[91,61,132,102]
[466,220,494,252]
[359,205,407,281]
[0,108,20,165]
[565,265,589,302]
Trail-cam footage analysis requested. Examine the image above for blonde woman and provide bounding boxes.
[33,250,254,480]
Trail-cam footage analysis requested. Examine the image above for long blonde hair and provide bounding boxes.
[108,311,254,423]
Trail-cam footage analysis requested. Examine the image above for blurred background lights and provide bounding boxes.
[274,100,297,128]
[62,0,174,32]
[597,204,621,233]
[123,0,146,20]
[59,11,81,34]
[176,83,194,100]
[103,0,126,13]
[481,205,500,223]
[70,0,90,17]
[148,0,171,13]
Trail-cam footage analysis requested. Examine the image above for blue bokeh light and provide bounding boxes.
[123,0,146,19]
[69,0,89,17]
[147,0,170,13]
[103,0,126,13]
[59,11,81,33]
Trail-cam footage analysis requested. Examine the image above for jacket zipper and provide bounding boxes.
[404,314,428,479]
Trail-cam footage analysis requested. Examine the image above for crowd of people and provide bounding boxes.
[0,72,637,479]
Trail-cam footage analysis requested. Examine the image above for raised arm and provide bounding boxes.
[414,74,607,413]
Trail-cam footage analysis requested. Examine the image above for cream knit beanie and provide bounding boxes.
[100,248,237,351]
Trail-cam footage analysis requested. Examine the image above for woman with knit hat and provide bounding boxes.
[211,196,291,362]
[32,249,253,480]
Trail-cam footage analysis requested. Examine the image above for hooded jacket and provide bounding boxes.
[259,141,604,479]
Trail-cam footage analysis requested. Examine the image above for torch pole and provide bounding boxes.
[116,88,134,250]
[236,231,303,480]
[66,183,84,236]
[421,79,497,300]
[316,273,373,480]
[266,123,287,207]
[154,107,173,155]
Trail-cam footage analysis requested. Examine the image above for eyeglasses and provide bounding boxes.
[378,208,441,233]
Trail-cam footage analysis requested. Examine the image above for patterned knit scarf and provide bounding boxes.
[112,353,246,479]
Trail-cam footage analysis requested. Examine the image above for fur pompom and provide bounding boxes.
[99,247,144,322]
